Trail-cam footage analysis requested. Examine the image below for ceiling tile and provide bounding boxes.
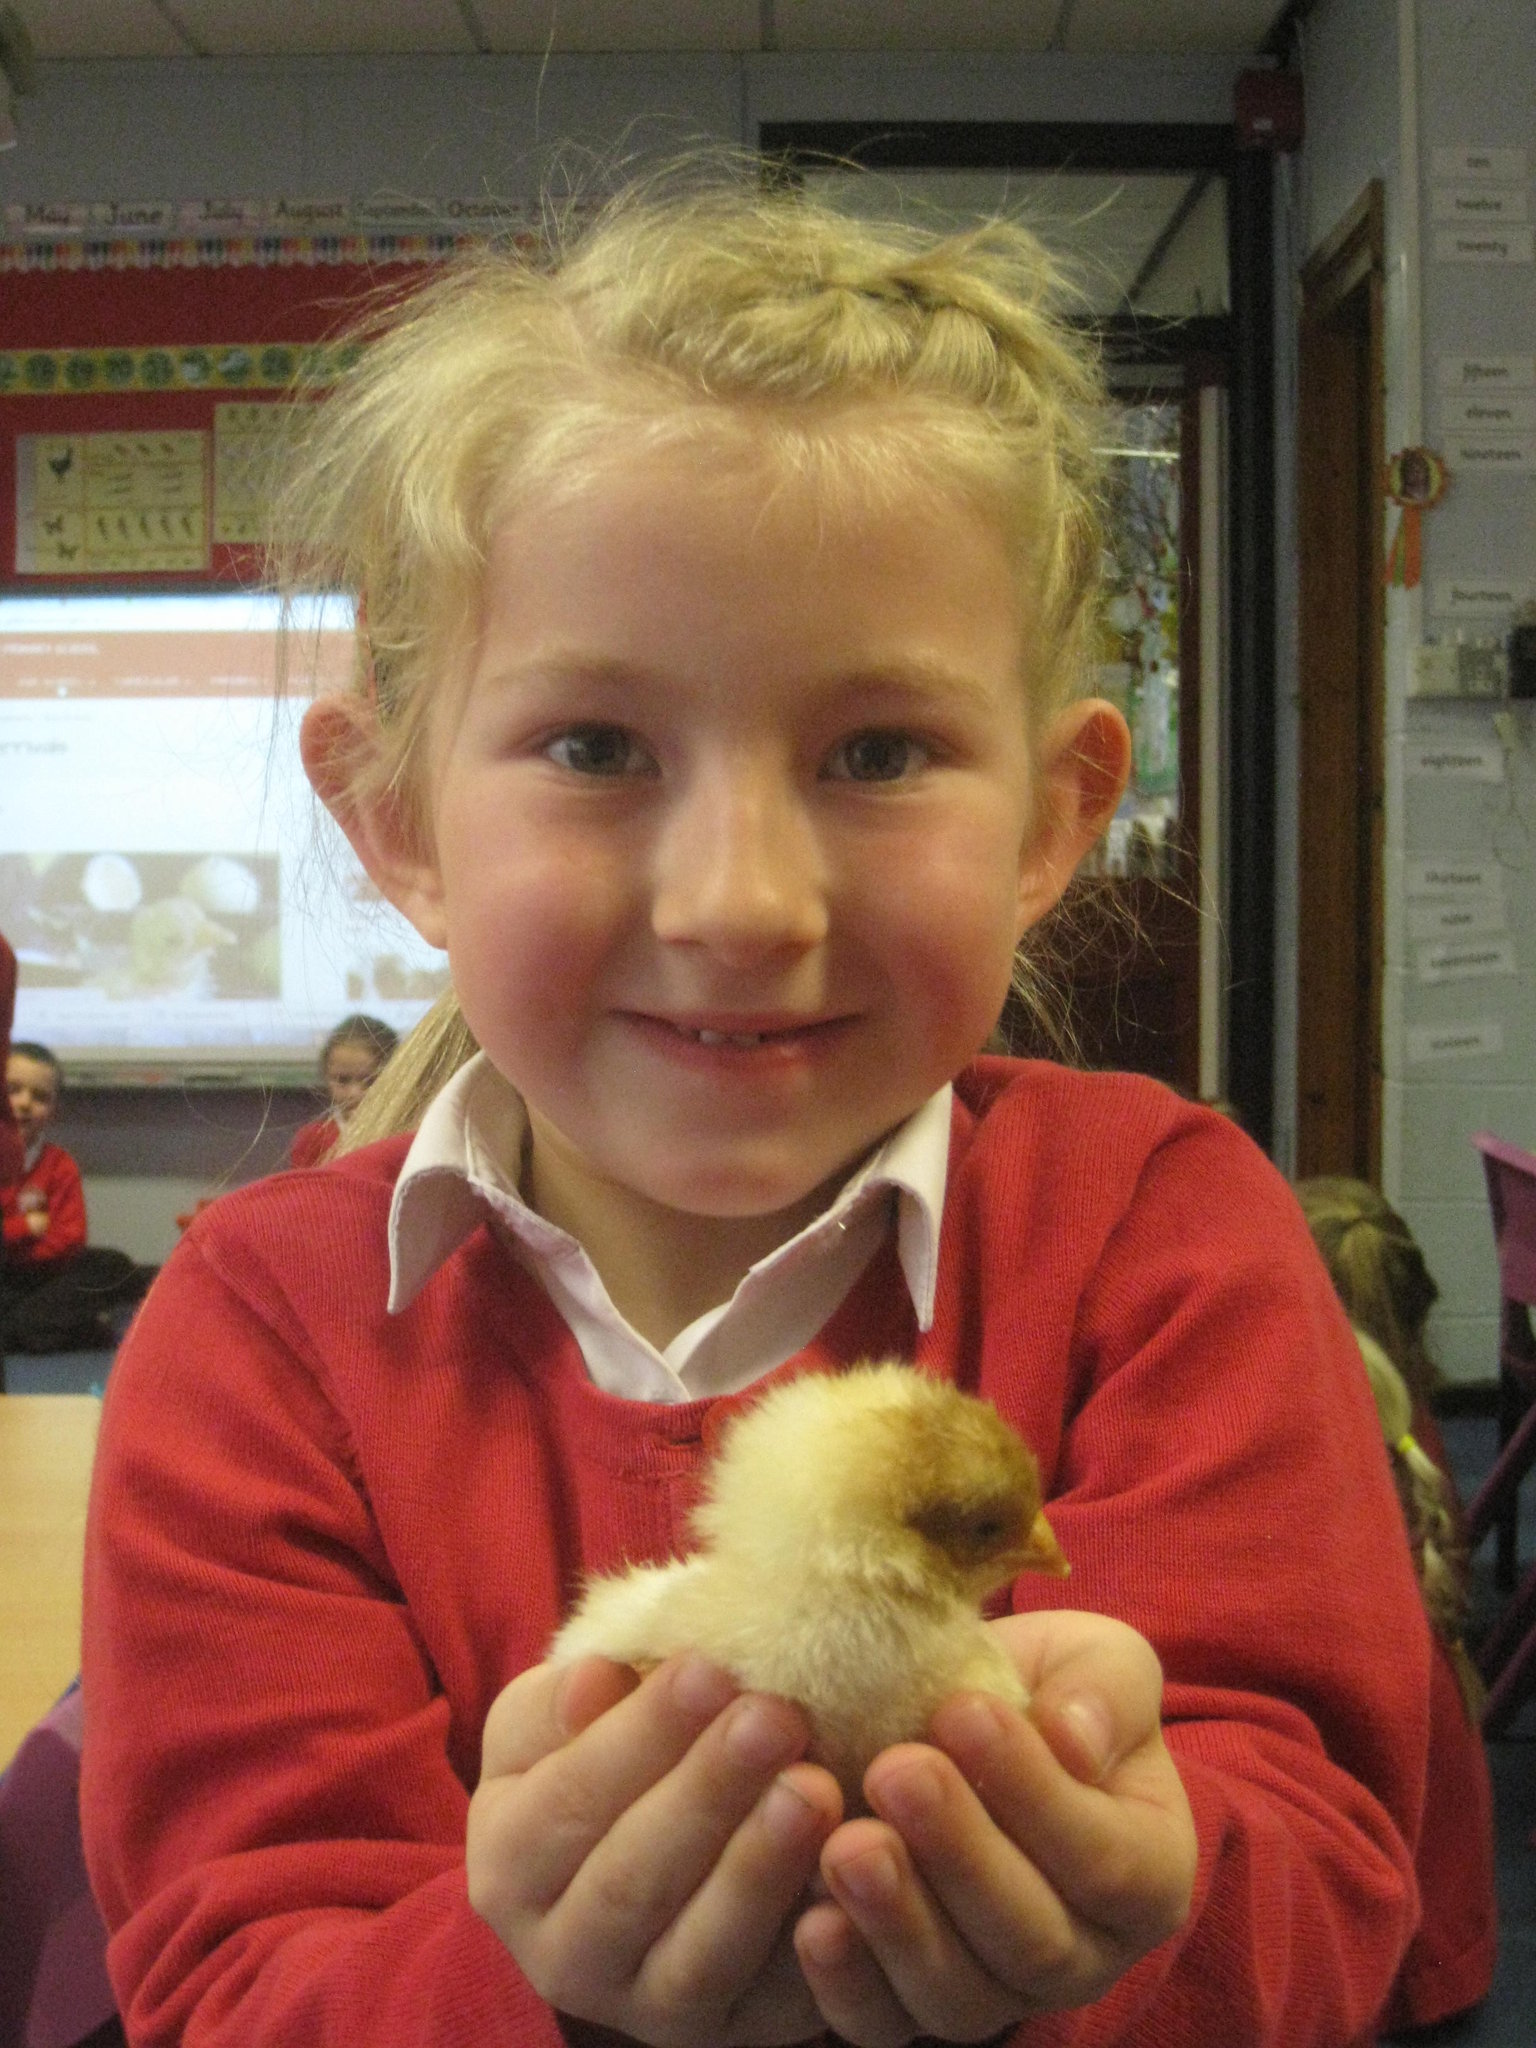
[772,2,1060,53]
[1062,0,1283,57]
[472,2,760,52]
[169,0,477,58]
[10,0,191,59]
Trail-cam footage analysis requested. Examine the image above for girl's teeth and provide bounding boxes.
[695,1028,766,1047]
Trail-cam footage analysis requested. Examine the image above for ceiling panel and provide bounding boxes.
[1063,0,1282,56]
[170,1,477,57]
[771,2,1061,52]
[8,0,1291,61]
[11,0,189,59]
[473,2,761,52]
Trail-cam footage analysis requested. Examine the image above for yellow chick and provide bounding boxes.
[550,1362,1068,1801]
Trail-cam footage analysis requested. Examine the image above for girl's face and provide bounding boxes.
[7,1053,58,1140]
[324,1043,382,1119]
[331,430,1126,1244]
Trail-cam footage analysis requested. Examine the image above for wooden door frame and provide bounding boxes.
[1295,181,1386,1180]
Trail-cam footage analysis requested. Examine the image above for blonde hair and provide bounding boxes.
[271,165,1110,1148]
[1353,1328,1483,1720]
[1292,1176,1442,1405]
[1295,1177,1482,1718]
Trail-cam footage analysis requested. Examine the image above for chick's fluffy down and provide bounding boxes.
[550,1363,1066,1801]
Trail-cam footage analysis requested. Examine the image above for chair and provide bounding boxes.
[0,1683,123,2048]
[1464,1132,1536,1735]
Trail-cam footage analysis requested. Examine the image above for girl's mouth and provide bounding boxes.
[622,1013,851,1060]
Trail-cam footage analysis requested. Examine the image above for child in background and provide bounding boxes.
[290,1011,399,1166]
[83,173,1430,2048]
[0,930,21,1182]
[2,1042,152,1354]
[1295,1174,1497,2035]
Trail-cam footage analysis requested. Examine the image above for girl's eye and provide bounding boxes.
[544,725,654,778]
[824,731,928,783]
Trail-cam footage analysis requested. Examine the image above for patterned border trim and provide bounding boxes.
[0,231,479,274]
[0,341,366,396]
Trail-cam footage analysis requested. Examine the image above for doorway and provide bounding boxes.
[759,122,1258,1110]
[1295,182,1385,1180]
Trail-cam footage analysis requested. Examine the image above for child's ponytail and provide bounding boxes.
[1354,1328,1484,1721]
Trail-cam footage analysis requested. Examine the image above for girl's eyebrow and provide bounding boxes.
[495,649,1005,712]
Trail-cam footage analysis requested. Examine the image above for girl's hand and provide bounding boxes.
[796,1612,1196,2047]
[467,1653,843,2047]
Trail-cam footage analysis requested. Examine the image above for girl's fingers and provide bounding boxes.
[632,1764,841,2037]
[989,1610,1165,1784]
[926,1690,1194,1949]
[818,1782,1082,2032]
[480,1653,642,1777]
[794,1897,917,2048]
[471,1654,741,1928]
[551,1689,820,1980]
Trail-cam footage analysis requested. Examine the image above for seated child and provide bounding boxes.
[2,1043,154,1354]
[0,929,21,1182]
[1295,1174,1497,2034]
[290,1012,399,1166]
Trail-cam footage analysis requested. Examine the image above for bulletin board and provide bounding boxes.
[0,237,464,585]
[0,234,468,1081]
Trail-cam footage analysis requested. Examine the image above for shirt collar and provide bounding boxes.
[387,1052,949,1333]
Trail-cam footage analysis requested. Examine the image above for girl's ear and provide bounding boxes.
[300,697,448,950]
[1014,697,1133,937]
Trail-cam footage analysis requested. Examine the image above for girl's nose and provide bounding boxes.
[651,761,829,957]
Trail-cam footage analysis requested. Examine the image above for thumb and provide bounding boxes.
[997,1610,1166,1785]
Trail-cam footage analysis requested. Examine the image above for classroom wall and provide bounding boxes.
[1,43,1245,1266]
[1295,0,1536,1381]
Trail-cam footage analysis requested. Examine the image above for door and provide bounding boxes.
[1295,184,1385,1179]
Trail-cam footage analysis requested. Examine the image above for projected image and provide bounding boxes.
[1,589,442,1073]
[0,851,280,1000]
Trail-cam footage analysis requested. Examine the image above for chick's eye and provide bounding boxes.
[824,730,928,783]
[544,724,654,778]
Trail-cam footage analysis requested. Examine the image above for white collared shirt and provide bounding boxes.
[388,1053,950,1404]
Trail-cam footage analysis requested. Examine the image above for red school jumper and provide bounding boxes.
[289,1112,342,1169]
[1,1140,87,1263]
[81,1060,1429,2047]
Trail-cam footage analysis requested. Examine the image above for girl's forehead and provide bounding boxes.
[326,1042,381,1069]
[492,394,1024,546]
[7,1056,55,1092]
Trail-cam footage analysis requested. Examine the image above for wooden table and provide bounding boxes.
[0,1394,101,1768]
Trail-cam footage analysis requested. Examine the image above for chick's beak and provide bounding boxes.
[1018,1508,1070,1578]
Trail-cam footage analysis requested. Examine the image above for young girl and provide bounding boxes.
[289,1011,400,1167]
[82,175,1429,2048]
[1295,1175,1497,2034]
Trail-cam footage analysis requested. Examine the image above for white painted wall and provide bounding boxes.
[1295,0,1536,1381]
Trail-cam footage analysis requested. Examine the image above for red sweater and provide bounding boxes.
[81,1060,1428,2047]
[1,1139,87,1265]
[289,1113,341,1169]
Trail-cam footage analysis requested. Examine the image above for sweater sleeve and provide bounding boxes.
[29,1144,89,1261]
[79,1232,566,2048]
[984,1102,1428,2047]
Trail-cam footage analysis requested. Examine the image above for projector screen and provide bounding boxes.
[0,590,445,1081]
